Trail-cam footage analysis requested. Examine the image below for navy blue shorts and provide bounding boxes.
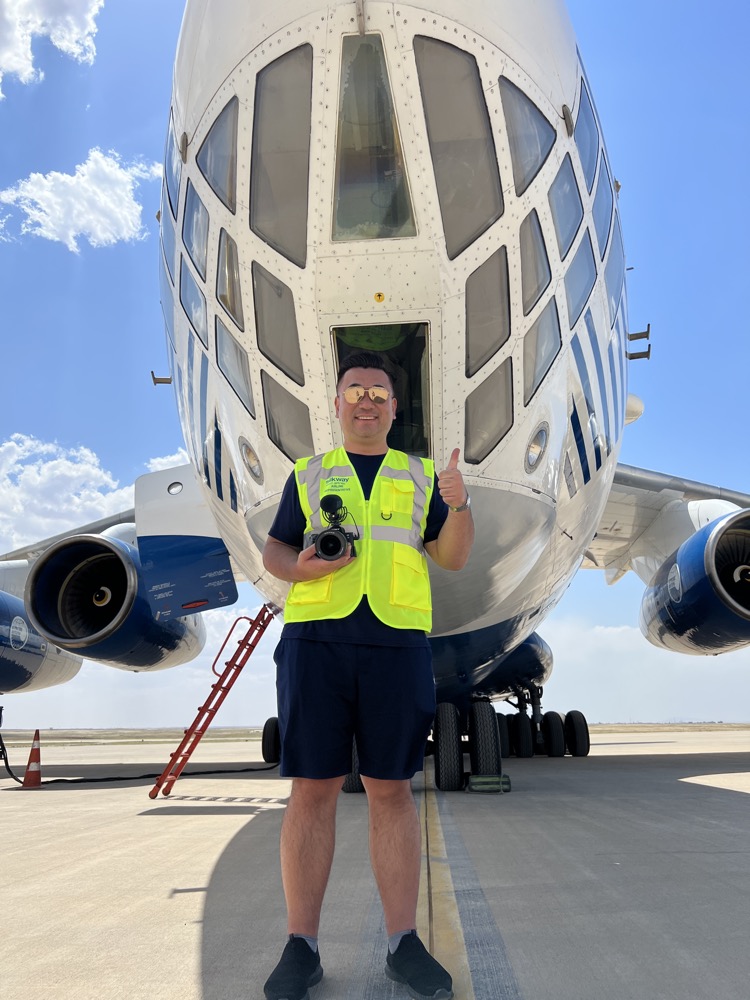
[274,639,436,780]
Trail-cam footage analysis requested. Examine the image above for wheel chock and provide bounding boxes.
[466,773,511,793]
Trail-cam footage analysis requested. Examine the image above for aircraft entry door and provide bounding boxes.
[332,323,431,457]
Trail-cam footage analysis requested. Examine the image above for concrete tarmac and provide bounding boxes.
[2,727,749,1000]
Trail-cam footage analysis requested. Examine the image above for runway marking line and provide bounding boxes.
[418,774,475,1000]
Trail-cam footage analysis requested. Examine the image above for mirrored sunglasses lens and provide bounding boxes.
[343,387,365,403]
[369,388,390,403]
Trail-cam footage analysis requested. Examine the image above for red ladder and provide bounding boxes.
[149,604,277,798]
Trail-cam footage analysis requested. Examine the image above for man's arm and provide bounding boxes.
[424,448,474,570]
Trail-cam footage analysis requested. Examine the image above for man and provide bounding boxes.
[262,350,474,1000]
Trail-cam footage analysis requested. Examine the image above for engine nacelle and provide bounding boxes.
[0,590,82,693]
[24,534,206,669]
[640,509,750,654]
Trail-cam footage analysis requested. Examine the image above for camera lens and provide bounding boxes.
[316,528,346,561]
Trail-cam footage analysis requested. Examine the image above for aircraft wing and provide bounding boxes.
[0,509,137,563]
[583,463,750,582]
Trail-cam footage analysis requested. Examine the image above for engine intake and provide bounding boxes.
[25,534,204,668]
[640,510,750,654]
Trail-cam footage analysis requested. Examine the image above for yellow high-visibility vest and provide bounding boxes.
[284,447,434,631]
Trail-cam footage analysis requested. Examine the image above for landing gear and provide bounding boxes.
[261,716,281,763]
[433,702,464,791]
[500,687,590,758]
[432,699,506,791]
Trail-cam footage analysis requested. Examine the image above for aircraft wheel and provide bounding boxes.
[496,713,510,760]
[342,737,365,793]
[469,701,502,776]
[512,713,533,758]
[564,710,591,757]
[433,702,464,791]
[261,716,281,764]
[542,711,566,757]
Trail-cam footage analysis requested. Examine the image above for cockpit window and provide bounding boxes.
[574,81,598,192]
[604,213,625,326]
[333,35,416,242]
[520,209,551,315]
[593,152,614,259]
[564,229,597,326]
[498,77,556,196]
[180,256,207,347]
[164,110,181,219]
[217,228,244,330]
[465,358,513,464]
[414,36,503,260]
[250,45,313,268]
[548,154,583,260]
[523,298,561,404]
[253,262,304,386]
[261,370,314,461]
[465,247,510,377]
[182,179,209,280]
[216,316,254,416]
[197,96,238,213]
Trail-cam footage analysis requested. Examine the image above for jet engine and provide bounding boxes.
[640,510,750,654]
[24,534,206,669]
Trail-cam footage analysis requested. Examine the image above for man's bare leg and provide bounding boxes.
[361,776,421,935]
[280,775,344,936]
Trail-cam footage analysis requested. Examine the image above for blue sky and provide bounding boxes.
[1,1,749,729]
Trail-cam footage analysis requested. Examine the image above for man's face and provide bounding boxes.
[334,367,397,452]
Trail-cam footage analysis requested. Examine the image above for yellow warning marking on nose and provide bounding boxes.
[417,766,475,999]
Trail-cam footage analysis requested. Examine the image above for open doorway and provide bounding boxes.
[331,323,431,457]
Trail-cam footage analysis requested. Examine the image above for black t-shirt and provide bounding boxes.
[267,452,448,646]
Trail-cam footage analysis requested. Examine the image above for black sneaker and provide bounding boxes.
[385,931,454,999]
[263,936,323,1000]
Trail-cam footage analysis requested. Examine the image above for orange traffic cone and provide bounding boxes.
[22,729,42,788]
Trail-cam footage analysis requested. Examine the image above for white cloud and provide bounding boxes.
[0,0,104,98]
[147,448,190,473]
[0,147,161,252]
[0,434,188,551]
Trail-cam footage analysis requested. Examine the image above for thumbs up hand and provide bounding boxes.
[437,448,468,510]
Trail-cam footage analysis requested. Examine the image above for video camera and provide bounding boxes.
[311,494,358,561]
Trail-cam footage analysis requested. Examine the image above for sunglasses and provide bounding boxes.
[340,386,391,404]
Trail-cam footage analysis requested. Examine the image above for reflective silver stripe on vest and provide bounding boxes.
[297,456,356,532]
[371,525,425,551]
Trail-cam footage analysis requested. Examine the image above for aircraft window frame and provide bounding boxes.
[160,182,176,284]
[261,369,314,461]
[520,209,551,316]
[574,81,599,193]
[182,179,209,281]
[548,154,584,260]
[604,213,625,327]
[164,110,182,219]
[179,255,208,348]
[250,44,313,269]
[197,96,239,214]
[464,358,514,464]
[217,228,244,331]
[414,35,503,260]
[216,316,255,417]
[332,34,417,243]
[523,297,561,405]
[498,76,556,197]
[252,262,305,386]
[159,252,175,351]
[564,229,597,327]
[465,246,510,377]
[593,152,614,260]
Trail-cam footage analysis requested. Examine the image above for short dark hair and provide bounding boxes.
[336,350,397,393]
